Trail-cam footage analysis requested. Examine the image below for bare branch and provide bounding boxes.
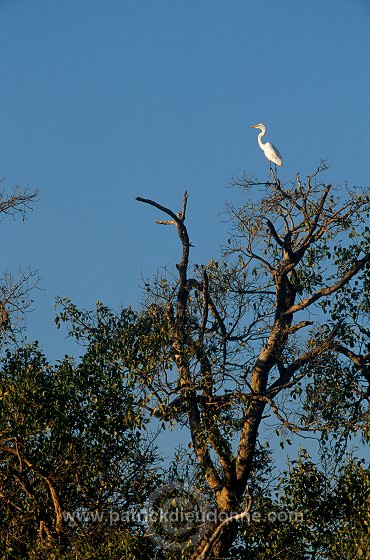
[334,343,370,386]
[267,325,341,396]
[266,219,284,247]
[155,219,177,225]
[284,253,370,315]
[0,185,38,220]
[136,196,181,225]
[285,320,313,334]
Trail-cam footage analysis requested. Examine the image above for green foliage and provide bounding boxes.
[0,336,160,559]
[240,453,369,560]
[26,527,161,560]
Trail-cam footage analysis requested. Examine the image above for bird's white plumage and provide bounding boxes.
[250,123,283,167]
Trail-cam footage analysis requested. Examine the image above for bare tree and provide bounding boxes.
[0,182,38,337]
[136,164,370,558]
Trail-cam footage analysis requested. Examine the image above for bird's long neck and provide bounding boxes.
[257,128,266,150]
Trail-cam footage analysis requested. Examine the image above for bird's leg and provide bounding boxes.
[270,165,278,185]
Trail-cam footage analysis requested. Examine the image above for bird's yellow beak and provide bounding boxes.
[250,124,258,128]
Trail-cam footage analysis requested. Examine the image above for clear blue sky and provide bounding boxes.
[1,0,370,359]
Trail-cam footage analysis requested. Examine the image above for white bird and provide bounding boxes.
[250,123,283,167]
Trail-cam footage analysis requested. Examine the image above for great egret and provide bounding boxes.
[250,123,283,167]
